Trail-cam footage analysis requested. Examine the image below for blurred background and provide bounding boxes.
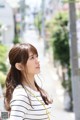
[0,0,80,120]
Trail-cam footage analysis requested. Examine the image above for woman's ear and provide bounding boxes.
[15,63,24,71]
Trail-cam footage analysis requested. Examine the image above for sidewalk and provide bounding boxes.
[40,58,75,120]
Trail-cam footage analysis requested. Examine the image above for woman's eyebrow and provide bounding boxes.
[29,54,34,57]
[29,54,37,57]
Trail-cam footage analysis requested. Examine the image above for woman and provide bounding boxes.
[5,43,53,120]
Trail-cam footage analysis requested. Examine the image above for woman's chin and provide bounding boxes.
[36,69,40,74]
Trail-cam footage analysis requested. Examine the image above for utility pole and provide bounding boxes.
[19,0,25,37]
[69,0,80,120]
[41,0,46,55]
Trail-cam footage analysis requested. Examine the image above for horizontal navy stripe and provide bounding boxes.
[29,107,51,111]
[11,110,25,114]
[11,99,45,107]
[11,115,23,118]
[13,94,42,101]
[11,105,28,110]
[25,112,50,116]
[10,99,30,105]
[23,117,48,120]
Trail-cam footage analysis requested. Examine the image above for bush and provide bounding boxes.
[51,26,70,66]
[0,71,6,88]
[0,44,8,73]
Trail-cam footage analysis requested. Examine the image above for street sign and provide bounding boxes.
[1,112,8,119]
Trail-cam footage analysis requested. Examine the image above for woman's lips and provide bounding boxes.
[36,66,40,69]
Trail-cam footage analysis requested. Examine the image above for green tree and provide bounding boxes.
[34,12,42,36]
[49,12,72,110]
[13,34,20,44]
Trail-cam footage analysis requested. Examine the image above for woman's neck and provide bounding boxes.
[22,74,38,91]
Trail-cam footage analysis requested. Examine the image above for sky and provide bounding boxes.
[25,0,42,8]
[6,0,42,9]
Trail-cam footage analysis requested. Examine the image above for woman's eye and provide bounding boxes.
[30,56,34,59]
[29,54,38,60]
[31,56,34,59]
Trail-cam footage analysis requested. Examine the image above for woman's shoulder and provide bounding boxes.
[12,84,26,96]
[10,85,29,104]
[14,84,24,91]
[15,84,23,90]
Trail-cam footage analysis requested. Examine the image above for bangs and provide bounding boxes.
[28,45,38,56]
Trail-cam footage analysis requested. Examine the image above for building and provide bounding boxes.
[45,0,62,21]
[0,0,14,44]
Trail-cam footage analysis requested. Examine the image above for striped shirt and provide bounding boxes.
[8,85,51,120]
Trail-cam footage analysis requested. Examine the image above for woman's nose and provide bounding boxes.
[35,57,40,63]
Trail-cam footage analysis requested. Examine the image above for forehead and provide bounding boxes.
[28,51,37,56]
[28,51,34,55]
[28,47,38,55]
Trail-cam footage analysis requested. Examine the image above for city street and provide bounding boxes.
[0,0,79,119]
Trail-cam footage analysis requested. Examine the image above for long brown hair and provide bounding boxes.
[5,43,53,111]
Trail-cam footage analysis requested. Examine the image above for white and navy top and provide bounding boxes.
[8,85,51,120]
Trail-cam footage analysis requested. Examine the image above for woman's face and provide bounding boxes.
[25,51,40,75]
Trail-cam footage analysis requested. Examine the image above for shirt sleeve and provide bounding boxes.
[8,87,30,120]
